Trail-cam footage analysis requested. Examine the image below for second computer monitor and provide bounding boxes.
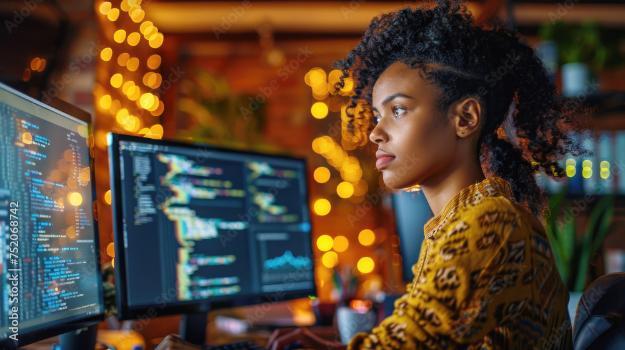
[108,134,315,319]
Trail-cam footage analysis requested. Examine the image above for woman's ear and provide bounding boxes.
[452,97,481,139]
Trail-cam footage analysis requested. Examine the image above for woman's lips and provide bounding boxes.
[376,155,395,170]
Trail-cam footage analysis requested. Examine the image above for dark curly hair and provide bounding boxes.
[335,0,581,215]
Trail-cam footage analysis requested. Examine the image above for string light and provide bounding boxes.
[313,166,331,184]
[333,236,349,252]
[358,229,375,246]
[357,257,375,274]
[313,198,331,216]
[316,235,333,252]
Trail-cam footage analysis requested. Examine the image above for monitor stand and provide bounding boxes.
[58,324,97,350]
[180,311,209,346]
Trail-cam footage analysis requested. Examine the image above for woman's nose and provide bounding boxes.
[369,123,388,144]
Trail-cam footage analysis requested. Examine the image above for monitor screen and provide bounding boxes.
[0,83,104,347]
[108,134,315,319]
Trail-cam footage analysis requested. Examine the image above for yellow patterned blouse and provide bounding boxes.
[348,176,572,350]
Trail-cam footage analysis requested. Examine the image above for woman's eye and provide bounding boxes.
[372,115,381,125]
[392,106,406,119]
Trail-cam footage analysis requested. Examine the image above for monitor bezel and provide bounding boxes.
[108,132,317,320]
[0,82,105,348]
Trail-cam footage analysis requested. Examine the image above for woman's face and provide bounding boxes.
[370,61,460,190]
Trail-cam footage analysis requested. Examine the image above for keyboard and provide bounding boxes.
[204,340,266,350]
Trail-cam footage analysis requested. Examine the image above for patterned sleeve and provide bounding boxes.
[347,197,531,350]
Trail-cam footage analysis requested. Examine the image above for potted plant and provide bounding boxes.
[545,189,615,319]
[538,21,616,97]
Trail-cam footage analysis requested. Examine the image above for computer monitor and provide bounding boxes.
[391,190,432,283]
[0,83,104,348]
[108,133,316,344]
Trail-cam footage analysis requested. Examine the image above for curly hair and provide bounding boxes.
[335,0,581,214]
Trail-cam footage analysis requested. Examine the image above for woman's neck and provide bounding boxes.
[420,159,485,216]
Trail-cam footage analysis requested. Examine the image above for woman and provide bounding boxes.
[159,1,576,349]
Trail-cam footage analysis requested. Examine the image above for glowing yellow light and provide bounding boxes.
[123,116,141,132]
[110,73,123,88]
[67,192,83,207]
[104,190,112,205]
[106,8,120,21]
[321,251,338,268]
[566,158,576,166]
[106,242,115,258]
[357,257,375,274]
[113,29,127,43]
[140,21,154,35]
[308,68,326,87]
[128,86,142,101]
[127,0,141,7]
[122,81,135,94]
[116,108,129,125]
[127,32,141,46]
[600,169,610,180]
[139,93,156,110]
[147,54,161,70]
[149,124,164,139]
[98,94,112,110]
[111,258,115,268]
[148,33,164,48]
[313,198,331,216]
[126,57,140,72]
[566,166,576,178]
[310,101,329,119]
[600,160,610,168]
[333,235,349,253]
[98,1,112,15]
[582,168,592,179]
[100,47,113,61]
[117,52,129,66]
[336,181,354,199]
[313,167,331,184]
[129,8,145,22]
[358,229,375,246]
[582,160,592,167]
[22,132,33,145]
[316,234,333,252]
[143,72,162,89]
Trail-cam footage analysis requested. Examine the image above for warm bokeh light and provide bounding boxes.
[98,1,112,15]
[310,101,329,119]
[67,192,83,207]
[358,229,375,246]
[307,68,326,87]
[106,242,115,258]
[313,198,331,216]
[357,257,375,274]
[113,29,127,43]
[21,132,33,145]
[127,32,141,46]
[147,54,161,70]
[110,73,123,88]
[100,47,113,61]
[316,234,333,252]
[98,94,112,110]
[321,251,338,268]
[126,57,140,71]
[600,160,610,180]
[336,181,354,199]
[104,190,112,205]
[313,166,331,184]
[106,8,120,21]
[582,159,593,179]
[139,92,156,110]
[117,52,130,67]
[129,8,145,23]
[333,235,349,253]
[148,33,164,48]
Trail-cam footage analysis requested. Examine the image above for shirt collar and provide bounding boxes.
[423,176,514,239]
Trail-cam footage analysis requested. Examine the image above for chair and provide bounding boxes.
[573,272,625,350]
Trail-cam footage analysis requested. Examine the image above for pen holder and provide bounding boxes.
[336,305,377,344]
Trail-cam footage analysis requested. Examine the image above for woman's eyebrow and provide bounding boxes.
[372,93,415,112]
